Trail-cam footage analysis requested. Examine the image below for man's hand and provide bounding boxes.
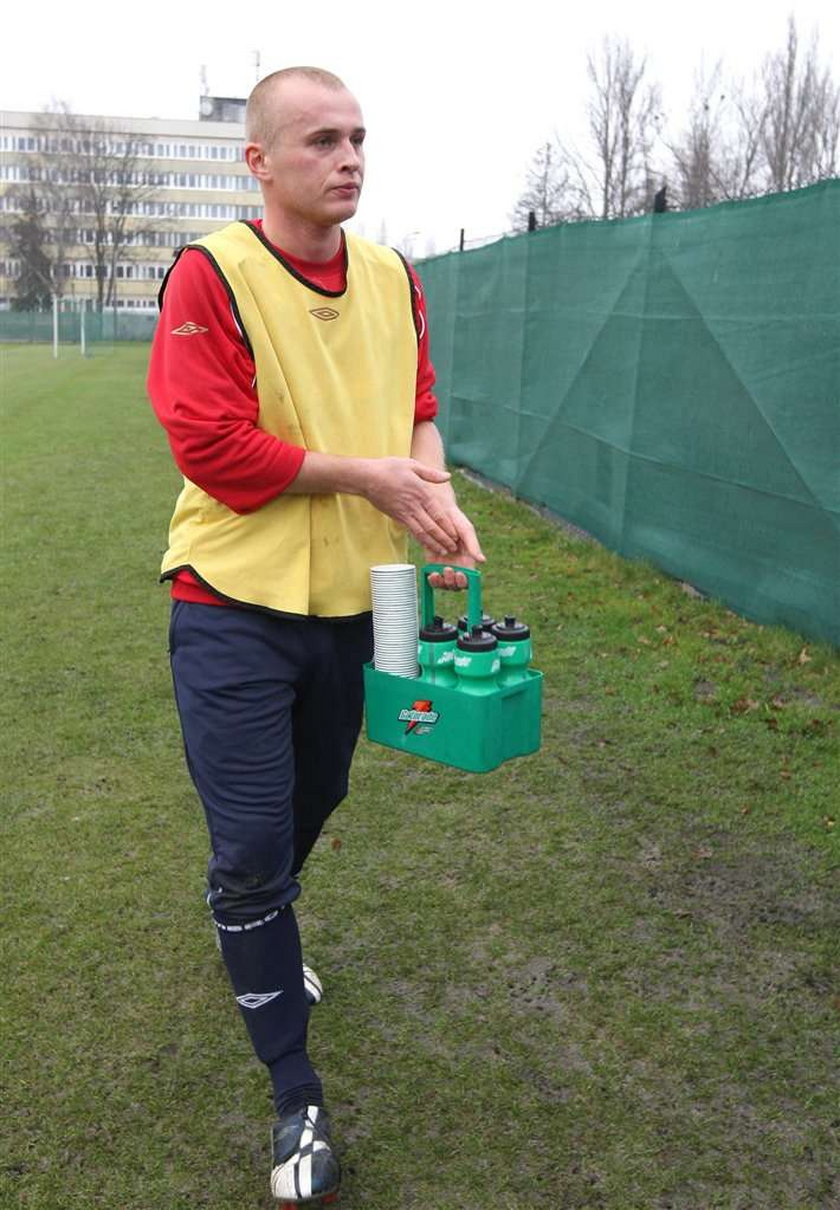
[286,424,484,573]
[363,457,464,557]
[423,505,485,588]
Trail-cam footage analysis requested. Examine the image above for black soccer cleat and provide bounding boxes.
[270,1104,340,1205]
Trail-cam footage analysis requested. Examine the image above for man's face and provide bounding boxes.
[254,79,366,229]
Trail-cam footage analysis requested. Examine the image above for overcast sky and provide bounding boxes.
[3,0,837,254]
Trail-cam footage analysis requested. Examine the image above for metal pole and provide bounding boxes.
[80,298,86,357]
[52,294,59,359]
[459,228,465,252]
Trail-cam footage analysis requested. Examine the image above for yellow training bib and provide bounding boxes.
[161,224,419,617]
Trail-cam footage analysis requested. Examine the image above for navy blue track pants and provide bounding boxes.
[169,600,374,921]
[168,600,373,1114]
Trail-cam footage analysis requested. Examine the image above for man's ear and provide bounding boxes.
[245,143,271,181]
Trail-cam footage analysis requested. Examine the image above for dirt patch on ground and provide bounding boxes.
[644,833,838,945]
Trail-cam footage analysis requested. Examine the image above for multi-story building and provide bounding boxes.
[0,97,261,311]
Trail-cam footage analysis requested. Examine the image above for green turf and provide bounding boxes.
[2,345,838,1209]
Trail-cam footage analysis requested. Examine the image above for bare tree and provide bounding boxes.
[511,140,584,230]
[713,86,768,200]
[704,17,839,202]
[584,38,662,219]
[760,16,840,191]
[669,67,726,209]
[30,105,160,310]
[640,16,838,213]
[513,41,662,228]
[668,65,767,207]
[810,76,840,180]
[513,17,840,232]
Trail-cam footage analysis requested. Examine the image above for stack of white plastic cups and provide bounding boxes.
[369,564,419,678]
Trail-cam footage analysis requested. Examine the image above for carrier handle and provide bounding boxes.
[421,564,483,631]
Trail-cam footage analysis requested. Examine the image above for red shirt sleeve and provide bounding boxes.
[147,249,305,515]
[406,262,439,424]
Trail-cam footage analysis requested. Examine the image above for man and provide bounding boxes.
[148,66,483,1205]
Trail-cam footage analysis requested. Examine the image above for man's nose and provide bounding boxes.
[339,140,362,171]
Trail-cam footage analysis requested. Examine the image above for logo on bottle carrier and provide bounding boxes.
[399,699,440,735]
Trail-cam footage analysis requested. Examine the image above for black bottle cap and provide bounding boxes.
[457,612,495,632]
[491,615,530,640]
[456,624,498,652]
[419,614,458,642]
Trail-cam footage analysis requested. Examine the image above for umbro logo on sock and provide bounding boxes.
[236,990,284,1009]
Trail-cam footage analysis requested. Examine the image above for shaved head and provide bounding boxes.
[243,67,365,253]
[246,67,348,147]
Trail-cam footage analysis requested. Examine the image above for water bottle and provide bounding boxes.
[490,615,532,685]
[454,625,501,695]
[418,615,459,687]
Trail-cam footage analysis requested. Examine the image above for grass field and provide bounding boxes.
[2,344,838,1210]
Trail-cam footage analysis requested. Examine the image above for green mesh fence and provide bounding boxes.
[0,308,157,343]
[418,180,840,647]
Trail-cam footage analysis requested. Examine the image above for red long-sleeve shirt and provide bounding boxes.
[148,222,438,606]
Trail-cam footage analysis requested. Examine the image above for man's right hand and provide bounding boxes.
[287,450,463,557]
[362,458,461,557]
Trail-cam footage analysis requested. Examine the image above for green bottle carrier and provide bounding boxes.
[363,564,543,773]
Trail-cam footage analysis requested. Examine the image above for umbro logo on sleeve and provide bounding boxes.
[171,321,209,335]
[309,307,339,321]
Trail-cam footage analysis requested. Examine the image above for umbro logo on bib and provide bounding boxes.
[310,307,339,321]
